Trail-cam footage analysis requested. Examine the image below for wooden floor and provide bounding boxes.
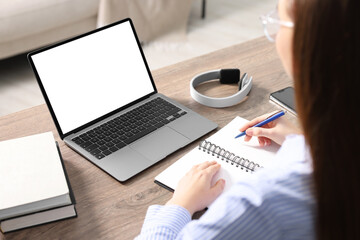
[0,0,275,117]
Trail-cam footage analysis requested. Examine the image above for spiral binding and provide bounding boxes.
[198,140,261,172]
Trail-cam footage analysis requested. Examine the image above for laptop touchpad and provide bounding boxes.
[130,127,190,162]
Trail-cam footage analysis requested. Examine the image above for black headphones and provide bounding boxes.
[190,69,253,108]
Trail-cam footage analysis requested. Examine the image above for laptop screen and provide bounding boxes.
[30,20,156,136]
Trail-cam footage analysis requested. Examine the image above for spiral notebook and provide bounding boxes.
[155,116,280,193]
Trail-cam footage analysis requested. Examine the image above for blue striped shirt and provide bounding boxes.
[136,135,316,240]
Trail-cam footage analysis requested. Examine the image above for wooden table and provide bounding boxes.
[0,37,294,240]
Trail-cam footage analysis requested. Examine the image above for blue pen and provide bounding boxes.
[235,110,285,138]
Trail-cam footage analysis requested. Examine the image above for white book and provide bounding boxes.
[0,132,71,221]
[155,117,280,195]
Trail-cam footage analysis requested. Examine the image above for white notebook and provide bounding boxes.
[155,117,280,193]
[0,132,71,220]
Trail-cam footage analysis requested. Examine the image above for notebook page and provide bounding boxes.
[155,147,213,191]
[206,116,279,168]
[155,117,280,194]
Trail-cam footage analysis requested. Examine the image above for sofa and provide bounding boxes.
[0,0,194,60]
[0,0,99,59]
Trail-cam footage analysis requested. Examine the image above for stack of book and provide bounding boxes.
[0,132,77,233]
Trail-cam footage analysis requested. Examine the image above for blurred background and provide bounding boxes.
[0,0,275,117]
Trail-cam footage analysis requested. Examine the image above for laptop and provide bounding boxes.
[27,18,217,182]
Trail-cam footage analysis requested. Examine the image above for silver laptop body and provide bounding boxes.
[28,18,217,181]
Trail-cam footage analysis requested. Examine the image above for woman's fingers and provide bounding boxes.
[258,137,265,146]
[244,135,252,142]
[167,160,225,215]
[210,178,226,198]
[238,111,280,132]
[238,115,266,132]
[246,127,273,139]
[194,161,217,170]
[204,162,221,177]
[193,161,221,182]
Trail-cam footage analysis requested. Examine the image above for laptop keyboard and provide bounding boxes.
[71,97,187,160]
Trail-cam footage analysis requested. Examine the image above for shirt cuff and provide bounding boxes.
[141,204,192,235]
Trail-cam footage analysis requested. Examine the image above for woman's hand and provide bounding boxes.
[166,161,225,216]
[239,111,302,146]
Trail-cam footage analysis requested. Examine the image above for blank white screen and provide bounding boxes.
[31,21,155,134]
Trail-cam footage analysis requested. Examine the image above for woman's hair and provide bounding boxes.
[291,0,359,239]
